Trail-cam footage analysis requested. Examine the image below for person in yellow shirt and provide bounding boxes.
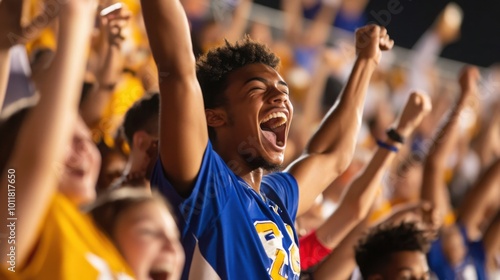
[0,0,133,279]
[88,187,185,280]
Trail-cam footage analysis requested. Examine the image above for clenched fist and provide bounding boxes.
[458,65,480,101]
[355,24,394,65]
[395,91,433,137]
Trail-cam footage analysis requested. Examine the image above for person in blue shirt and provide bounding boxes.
[140,0,394,279]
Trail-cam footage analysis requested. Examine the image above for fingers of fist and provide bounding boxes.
[355,24,394,59]
[459,65,480,91]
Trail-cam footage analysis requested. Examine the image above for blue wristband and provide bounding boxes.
[376,139,399,152]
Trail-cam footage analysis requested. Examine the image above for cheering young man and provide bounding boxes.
[141,0,394,278]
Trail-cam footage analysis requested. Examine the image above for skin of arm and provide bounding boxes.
[302,1,340,47]
[282,0,303,45]
[421,66,479,226]
[140,0,208,196]
[224,0,253,43]
[313,218,369,280]
[458,159,500,240]
[283,0,341,47]
[287,24,394,216]
[80,7,129,127]
[0,0,96,266]
[294,49,330,149]
[484,211,500,272]
[0,49,10,109]
[312,201,439,280]
[315,92,432,249]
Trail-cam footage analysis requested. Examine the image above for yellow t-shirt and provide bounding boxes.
[16,193,133,279]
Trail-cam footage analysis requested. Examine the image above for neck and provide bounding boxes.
[239,168,264,193]
[214,142,265,192]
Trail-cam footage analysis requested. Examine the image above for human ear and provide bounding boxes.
[133,131,151,152]
[205,108,227,128]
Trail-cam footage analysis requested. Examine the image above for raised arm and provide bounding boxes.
[287,25,394,216]
[140,0,208,195]
[312,201,439,280]
[80,5,129,127]
[224,0,253,42]
[484,211,500,272]
[315,92,431,249]
[458,158,500,240]
[0,0,95,266]
[421,66,479,225]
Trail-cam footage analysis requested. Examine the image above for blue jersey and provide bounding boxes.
[427,224,487,280]
[151,142,301,280]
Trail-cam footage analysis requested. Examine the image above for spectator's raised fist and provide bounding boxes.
[355,24,394,64]
[458,65,480,99]
[100,3,131,47]
[396,91,432,137]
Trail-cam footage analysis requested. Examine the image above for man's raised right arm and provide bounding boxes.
[140,0,208,195]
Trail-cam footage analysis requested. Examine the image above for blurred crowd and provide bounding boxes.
[0,0,499,279]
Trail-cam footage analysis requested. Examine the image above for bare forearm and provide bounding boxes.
[0,48,10,110]
[81,46,122,126]
[307,58,376,163]
[303,4,338,47]
[316,139,399,248]
[225,0,252,42]
[141,0,196,75]
[458,159,500,233]
[313,219,369,280]
[422,94,468,220]
[344,140,399,217]
[427,96,467,164]
[300,53,329,131]
[484,212,500,261]
[3,8,94,265]
[282,0,302,44]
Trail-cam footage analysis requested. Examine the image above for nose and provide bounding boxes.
[268,88,288,105]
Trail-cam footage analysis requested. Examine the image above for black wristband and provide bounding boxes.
[386,128,405,144]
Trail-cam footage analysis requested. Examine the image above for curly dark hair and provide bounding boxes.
[122,93,160,145]
[196,37,280,140]
[355,222,431,279]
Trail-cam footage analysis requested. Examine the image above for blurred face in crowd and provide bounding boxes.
[213,63,293,171]
[59,117,101,205]
[113,200,184,280]
[371,251,430,280]
[97,150,127,192]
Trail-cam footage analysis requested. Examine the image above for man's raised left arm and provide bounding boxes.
[286,24,394,216]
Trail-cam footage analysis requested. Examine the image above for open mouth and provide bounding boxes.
[260,112,287,148]
[149,270,169,280]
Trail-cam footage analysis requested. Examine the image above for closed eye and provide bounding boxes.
[250,87,265,92]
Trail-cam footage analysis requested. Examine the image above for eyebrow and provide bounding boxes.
[397,268,430,279]
[397,268,413,272]
[244,77,288,88]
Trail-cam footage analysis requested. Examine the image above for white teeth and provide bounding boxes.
[260,112,288,128]
[277,141,284,146]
